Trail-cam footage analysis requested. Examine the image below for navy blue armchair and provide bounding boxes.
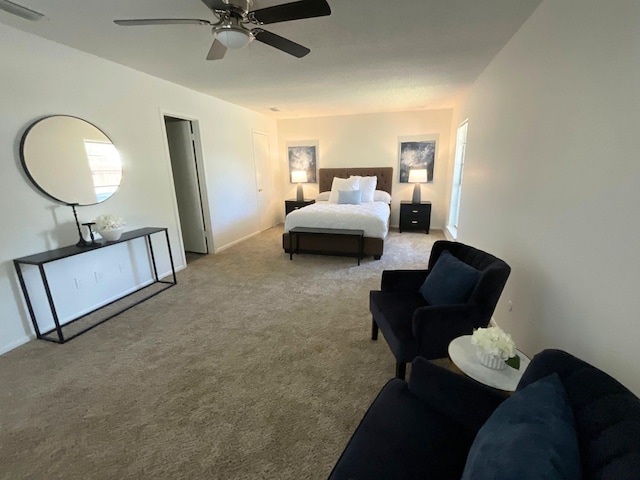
[370,240,511,379]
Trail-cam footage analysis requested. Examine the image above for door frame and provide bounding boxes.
[251,128,275,232]
[159,108,214,263]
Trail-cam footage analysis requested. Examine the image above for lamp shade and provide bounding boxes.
[217,27,251,49]
[408,168,428,184]
[291,170,308,183]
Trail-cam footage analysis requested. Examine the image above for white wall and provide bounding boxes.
[277,110,453,228]
[0,24,278,353]
[453,0,640,393]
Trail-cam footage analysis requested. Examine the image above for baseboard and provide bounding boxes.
[214,231,261,253]
[0,334,33,356]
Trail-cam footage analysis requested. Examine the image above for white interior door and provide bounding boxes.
[165,118,208,254]
[252,130,273,232]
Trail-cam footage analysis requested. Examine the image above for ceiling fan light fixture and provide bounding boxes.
[216,27,251,49]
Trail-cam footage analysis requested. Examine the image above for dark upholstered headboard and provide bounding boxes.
[318,167,393,194]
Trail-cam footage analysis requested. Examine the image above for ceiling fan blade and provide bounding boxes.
[201,0,229,11]
[0,0,45,21]
[253,30,310,58]
[207,38,227,60]
[250,0,330,25]
[114,18,212,26]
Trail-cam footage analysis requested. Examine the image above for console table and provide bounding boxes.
[13,227,176,344]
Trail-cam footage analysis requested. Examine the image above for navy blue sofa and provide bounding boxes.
[328,349,640,479]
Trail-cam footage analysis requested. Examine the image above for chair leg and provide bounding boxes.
[371,318,379,340]
[395,362,406,380]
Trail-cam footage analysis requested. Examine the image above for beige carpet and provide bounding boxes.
[0,226,444,480]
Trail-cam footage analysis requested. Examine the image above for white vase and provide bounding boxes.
[100,227,123,242]
[476,348,507,370]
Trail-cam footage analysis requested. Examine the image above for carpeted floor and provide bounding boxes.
[0,226,444,480]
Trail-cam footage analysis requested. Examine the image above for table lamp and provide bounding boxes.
[291,170,308,201]
[408,168,428,204]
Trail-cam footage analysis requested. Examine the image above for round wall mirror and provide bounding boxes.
[20,115,123,206]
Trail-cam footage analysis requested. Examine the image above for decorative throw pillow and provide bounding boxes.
[350,175,377,202]
[329,176,360,203]
[316,191,330,202]
[462,373,581,480]
[419,250,481,305]
[373,190,392,204]
[337,189,362,205]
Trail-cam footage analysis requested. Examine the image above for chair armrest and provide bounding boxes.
[408,357,506,432]
[412,304,485,359]
[380,269,429,292]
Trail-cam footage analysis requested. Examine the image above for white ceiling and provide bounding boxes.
[0,0,542,118]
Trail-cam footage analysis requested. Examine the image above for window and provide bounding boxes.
[447,120,468,239]
[84,140,122,202]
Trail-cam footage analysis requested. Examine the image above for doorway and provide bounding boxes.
[252,130,274,232]
[164,116,209,261]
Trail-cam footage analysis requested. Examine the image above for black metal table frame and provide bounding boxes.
[289,227,365,265]
[13,227,177,344]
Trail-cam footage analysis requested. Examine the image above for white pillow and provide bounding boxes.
[316,191,330,202]
[329,176,360,203]
[373,190,392,204]
[350,175,377,202]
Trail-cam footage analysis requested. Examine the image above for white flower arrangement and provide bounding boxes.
[94,214,126,231]
[471,326,516,360]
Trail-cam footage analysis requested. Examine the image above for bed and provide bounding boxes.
[282,167,393,260]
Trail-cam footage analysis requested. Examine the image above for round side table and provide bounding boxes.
[448,335,531,392]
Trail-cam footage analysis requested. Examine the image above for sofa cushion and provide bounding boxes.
[328,378,476,480]
[462,373,581,480]
[419,250,481,305]
[408,357,507,432]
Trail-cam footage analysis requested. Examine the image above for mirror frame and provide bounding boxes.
[20,115,123,206]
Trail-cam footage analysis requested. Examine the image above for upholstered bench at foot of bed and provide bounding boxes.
[288,227,364,264]
[282,232,384,260]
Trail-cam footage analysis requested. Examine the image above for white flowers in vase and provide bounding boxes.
[94,214,126,241]
[471,326,516,361]
[95,214,126,231]
[471,326,518,370]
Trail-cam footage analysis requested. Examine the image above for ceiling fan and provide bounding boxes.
[0,0,45,21]
[114,0,331,60]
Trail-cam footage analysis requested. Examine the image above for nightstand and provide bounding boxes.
[285,199,315,216]
[399,201,431,234]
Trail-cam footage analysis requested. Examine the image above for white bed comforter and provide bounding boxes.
[284,201,390,239]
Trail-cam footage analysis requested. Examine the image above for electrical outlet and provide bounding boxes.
[94,271,104,283]
[74,278,83,289]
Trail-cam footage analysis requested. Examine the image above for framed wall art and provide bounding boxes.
[287,141,318,183]
[398,137,437,183]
